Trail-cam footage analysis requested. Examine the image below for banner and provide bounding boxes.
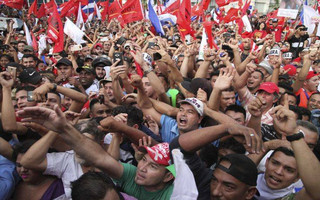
[278,0,300,18]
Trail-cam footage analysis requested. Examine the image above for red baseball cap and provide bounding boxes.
[257,82,279,94]
[94,43,103,49]
[306,71,319,80]
[139,143,171,166]
[283,64,297,76]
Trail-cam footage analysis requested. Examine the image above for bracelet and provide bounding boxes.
[51,83,57,92]
[144,67,153,75]
[286,130,305,142]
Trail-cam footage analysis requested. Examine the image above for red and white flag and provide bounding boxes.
[47,4,64,53]
[121,0,144,24]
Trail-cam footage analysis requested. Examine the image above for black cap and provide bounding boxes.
[92,57,112,68]
[181,78,213,98]
[76,65,95,74]
[19,68,42,85]
[56,58,72,67]
[217,154,258,186]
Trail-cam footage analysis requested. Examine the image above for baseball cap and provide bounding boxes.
[138,143,171,166]
[56,58,72,67]
[19,68,42,85]
[181,78,213,98]
[258,60,274,75]
[217,154,258,186]
[179,98,204,116]
[94,43,103,49]
[269,48,280,56]
[23,45,34,52]
[84,55,94,61]
[99,77,112,87]
[92,57,112,68]
[272,18,278,23]
[76,65,95,74]
[257,82,279,94]
[306,71,319,80]
[283,64,297,76]
[282,52,293,59]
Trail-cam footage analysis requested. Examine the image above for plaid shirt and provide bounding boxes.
[240,88,274,126]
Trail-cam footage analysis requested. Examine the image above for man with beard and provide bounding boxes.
[92,57,112,81]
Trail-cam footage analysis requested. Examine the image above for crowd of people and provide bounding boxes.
[0,2,320,200]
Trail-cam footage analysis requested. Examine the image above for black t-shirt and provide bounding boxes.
[170,137,212,200]
[288,34,309,58]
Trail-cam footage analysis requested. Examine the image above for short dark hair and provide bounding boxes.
[278,82,293,92]
[254,69,265,80]
[0,54,14,62]
[22,54,37,61]
[89,98,100,111]
[225,104,246,119]
[296,120,318,134]
[218,137,246,154]
[71,171,123,200]
[16,85,36,93]
[12,140,36,162]
[111,105,144,127]
[269,147,294,159]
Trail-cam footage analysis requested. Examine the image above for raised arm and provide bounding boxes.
[291,51,315,93]
[194,48,216,78]
[208,67,235,111]
[20,131,59,172]
[270,104,320,200]
[17,105,124,180]
[178,123,262,154]
[132,75,162,126]
[0,72,28,134]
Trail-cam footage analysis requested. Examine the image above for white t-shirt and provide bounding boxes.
[44,150,83,199]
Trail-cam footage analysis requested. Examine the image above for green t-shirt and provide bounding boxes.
[277,193,296,200]
[114,163,173,200]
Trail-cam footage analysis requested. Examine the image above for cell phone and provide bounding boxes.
[71,45,82,52]
[148,42,155,48]
[220,52,226,57]
[7,66,16,79]
[113,52,124,66]
[27,91,34,102]
[116,37,126,46]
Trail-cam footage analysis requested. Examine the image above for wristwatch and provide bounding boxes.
[144,67,153,75]
[286,130,305,142]
[51,83,57,92]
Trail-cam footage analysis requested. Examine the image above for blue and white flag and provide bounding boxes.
[148,0,165,36]
[82,0,95,14]
[158,13,177,25]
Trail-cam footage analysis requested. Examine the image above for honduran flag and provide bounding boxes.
[148,0,164,35]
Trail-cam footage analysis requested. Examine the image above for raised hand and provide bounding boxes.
[130,74,143,89]
[0,72,14,88]
[131,136,152,161]
[227,123,263,154]
[33,83,52,102]
[203,48,216,61]
[17,105,68,133]
[214,67,236,91]
[248,96,266,117]
[270,94,298,136]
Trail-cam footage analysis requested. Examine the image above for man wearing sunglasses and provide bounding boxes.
[288,23,319,58]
